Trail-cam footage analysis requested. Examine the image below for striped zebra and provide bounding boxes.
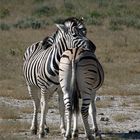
[23,19,89,138]
[59,47,104,140]
[23,17,87,61]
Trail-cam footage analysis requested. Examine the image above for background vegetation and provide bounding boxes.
[0,0,140,139]
[0,0,140,30]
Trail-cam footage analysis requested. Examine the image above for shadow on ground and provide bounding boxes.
[102,131,140,140]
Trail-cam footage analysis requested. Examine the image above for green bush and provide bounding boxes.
[13,18,48,29]
[90,11,105,19]
[0,8,10,19]
[53,17,65,24]
[64,2,75,11]
[33,5,57,17]
[85,13,103,25]
[109,16,140,29]
[0,23,10,30]
[34,0,44,3]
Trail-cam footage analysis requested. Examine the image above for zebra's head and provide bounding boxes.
[55,23,89,50]
[63,17,87,36]
[42,17,87,50]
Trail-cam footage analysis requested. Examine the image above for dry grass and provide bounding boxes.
[20,107,33,114]
[0,120,30,133]
[0,9,139,103]
[96,99,112,108]
[0,27,139,101]
[112,114,131,122]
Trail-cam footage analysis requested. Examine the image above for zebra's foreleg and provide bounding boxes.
[58,91,66,136]
[39,90,48,138]
[28,85,39,135]
[81,96,95,140]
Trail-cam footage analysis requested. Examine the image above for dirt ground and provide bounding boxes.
[0,92,140,140]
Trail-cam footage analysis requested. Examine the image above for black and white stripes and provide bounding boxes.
[23,17,88,138]
[59,47,104,139]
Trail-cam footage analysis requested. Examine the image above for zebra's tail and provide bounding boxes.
[71,59,79,114]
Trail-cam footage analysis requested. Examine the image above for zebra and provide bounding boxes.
[23,17,87,62]
[59,47,104,140]
[23,19,90,138]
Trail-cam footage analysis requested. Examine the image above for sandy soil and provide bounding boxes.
[0,94,140,140]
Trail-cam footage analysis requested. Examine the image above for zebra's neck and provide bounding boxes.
[53,35,68,56]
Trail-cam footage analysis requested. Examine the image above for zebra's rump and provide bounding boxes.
[59,48,104,91]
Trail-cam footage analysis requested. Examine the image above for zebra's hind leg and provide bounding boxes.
[44,120,49,135]
[28,85,40,135]
[39,89,48,138]
[58,91,66,136]
[89,93,102,138]
[64,94,72,139]
[72,113,79,139]
[81,96,95,140]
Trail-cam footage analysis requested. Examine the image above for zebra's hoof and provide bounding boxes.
[64,134,71,140]
[87,135,95,140]
[44,127,49,135]
[39,131,45,139]
[31,129,37,135]
[64,137,71,140]
[72,130,79,138]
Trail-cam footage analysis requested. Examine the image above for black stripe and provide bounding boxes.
[53,57,59,71]
[64,97,70,101]
[59,68,64,71]
[47,51,56,76]
[62,54,69,59]
[86,81,93,85]
[63,37,67,50]
[57,51,60,61]
[74,47,79,60]
[60,39,65,51]
[44,63,59,85]
[88,69,97,73]
[46,76,59,85]
[83,98,90,101]
[82,103,90,106]
[79,56,97,62]
[59,78,63,82]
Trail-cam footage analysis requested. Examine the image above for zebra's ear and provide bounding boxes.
[80,17,84,22]
[56,24,68,33]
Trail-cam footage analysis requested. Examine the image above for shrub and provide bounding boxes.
[90,11,103,19]
[0,23,10,30]
[64,2,75,11]
[34,0,44,3]
[13,18,48,29]
[33,5,57,17]
[0,8,10,19]
[109,17,140,30]
[53,17,65,24]
[85,15,102,25]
